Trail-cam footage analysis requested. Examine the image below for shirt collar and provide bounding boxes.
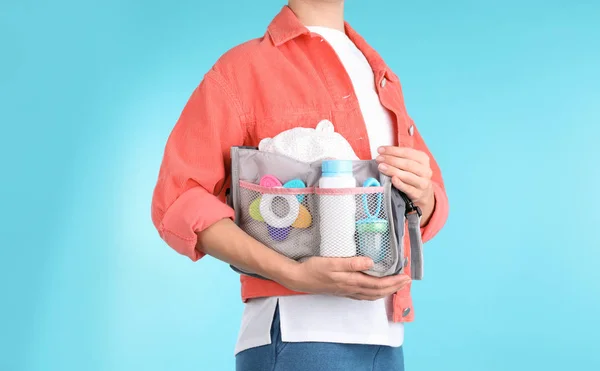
[267,6,311,47]
[267,6,399,82]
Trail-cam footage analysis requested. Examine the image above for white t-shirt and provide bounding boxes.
[235,26,401,355]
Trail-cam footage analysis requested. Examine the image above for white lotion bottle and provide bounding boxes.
[319,160,357,257]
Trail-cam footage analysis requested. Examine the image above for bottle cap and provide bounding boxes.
[322,160,353,176]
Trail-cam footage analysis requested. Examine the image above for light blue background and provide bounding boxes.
[2,0,599,370]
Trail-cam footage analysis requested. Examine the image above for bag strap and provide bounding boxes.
[406,210,424,280]
[399,190,424,280]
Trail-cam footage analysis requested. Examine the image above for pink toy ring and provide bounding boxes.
[259,175,283,188]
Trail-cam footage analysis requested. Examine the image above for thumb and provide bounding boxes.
[337,256,374,272]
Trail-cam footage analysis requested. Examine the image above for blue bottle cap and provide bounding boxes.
[322,160,353,176]
[283,179,306,189]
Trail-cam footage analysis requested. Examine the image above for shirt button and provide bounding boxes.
[402,307,411,317]
[408,125,415,136]
[380,77,387,88]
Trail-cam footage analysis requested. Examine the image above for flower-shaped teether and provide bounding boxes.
[248,175,312,241]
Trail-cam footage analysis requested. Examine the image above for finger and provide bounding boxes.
[378,146,429,165]
[390,177,420,201]
[377,164,426,196]
[377,162,401,178]
[356,281,411,300]
[347,294,372,301]
[382,147,429,165]
[349,279,412,301]
[332,256,374,272]
[348,272,411,290]
[393,169,430,190]
[376,155,431,178]
[345,291,385,301]
[349,294,379,301]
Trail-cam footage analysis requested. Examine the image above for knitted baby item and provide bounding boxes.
[258,120,359,162]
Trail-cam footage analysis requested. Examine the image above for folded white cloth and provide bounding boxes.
[258,120,359,163]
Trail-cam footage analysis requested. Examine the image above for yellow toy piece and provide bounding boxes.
[292,204,312,228]
[249,197,264,222]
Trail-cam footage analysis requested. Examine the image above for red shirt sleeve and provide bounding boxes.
[151,70,245,260]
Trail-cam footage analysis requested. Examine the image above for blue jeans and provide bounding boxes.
[236,308,405,371]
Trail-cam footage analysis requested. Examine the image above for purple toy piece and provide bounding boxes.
[268,225,292,241]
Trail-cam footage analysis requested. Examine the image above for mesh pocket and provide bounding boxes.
[237,182,396,275]
[317,187,395,274]
[238,182,319,260]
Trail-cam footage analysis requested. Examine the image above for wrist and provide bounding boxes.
[259,253,302,287]
[276,260,303,289]
[417,187,436,226]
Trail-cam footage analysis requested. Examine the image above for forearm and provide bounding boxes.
[196,217,412,302]
[196,218,299,284]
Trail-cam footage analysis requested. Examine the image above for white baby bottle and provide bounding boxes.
[319,160,357,257]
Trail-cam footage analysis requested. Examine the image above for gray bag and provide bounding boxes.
[227,146,424,279]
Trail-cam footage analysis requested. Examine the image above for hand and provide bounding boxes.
[282,256,411,301]
[376,146,435,225]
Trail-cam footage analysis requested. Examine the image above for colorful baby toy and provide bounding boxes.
[248,175,312,241]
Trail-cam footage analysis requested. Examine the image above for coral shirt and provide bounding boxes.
[151,6,449,323]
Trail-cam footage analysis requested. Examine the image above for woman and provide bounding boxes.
[151,1,449,370]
